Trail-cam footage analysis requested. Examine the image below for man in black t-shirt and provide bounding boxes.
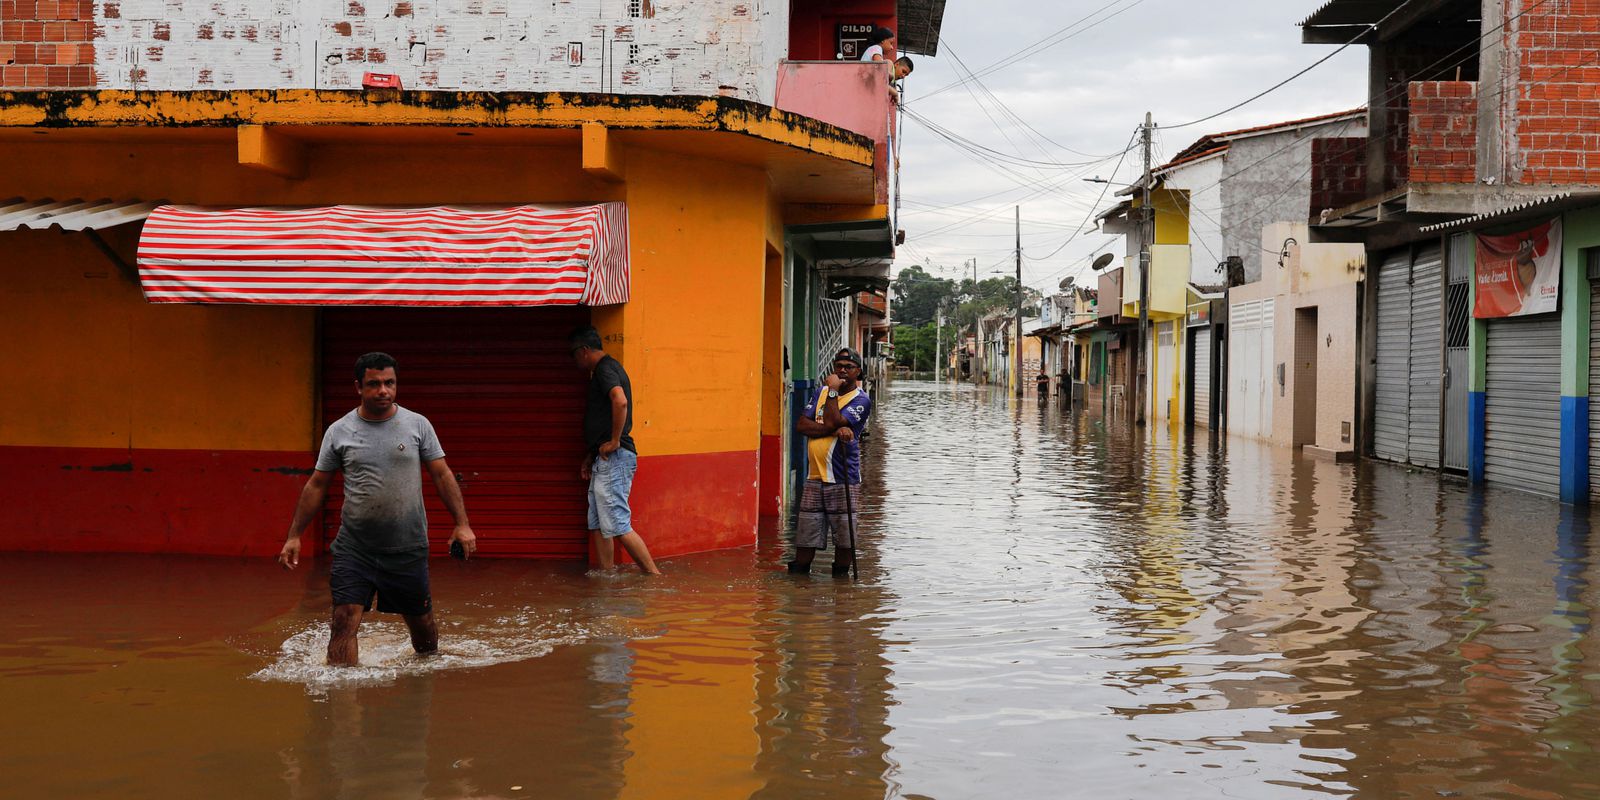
[569,326,661,575]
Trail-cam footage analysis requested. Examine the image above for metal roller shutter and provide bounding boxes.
[1407,244,1443,468]
[1192,329,1211,428]
[1485,314,1562,496]
[1590,279,1600,498]
[1373,250,1412,462]
[321,306,592,559]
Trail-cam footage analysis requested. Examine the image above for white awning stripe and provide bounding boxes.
[135,203,629,307]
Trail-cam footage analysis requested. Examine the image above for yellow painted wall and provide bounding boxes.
[0,228,314,451]
[1132,188,1190,245]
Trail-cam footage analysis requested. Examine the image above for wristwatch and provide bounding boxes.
[828,389,839,398]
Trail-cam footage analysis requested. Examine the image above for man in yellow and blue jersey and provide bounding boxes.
[789,348,873,576]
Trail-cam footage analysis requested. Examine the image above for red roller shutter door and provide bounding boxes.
[320,307,591,559]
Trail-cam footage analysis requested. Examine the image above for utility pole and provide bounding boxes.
[1135,112,1154,427]
[935,302,943,383]
[969,257,979,383]
[1014,205,1023,399]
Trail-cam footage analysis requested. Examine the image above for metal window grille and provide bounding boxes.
[628,0,642,17]
[628,44,640,64]
[816,298,847,371]
[1445,283,1471,348]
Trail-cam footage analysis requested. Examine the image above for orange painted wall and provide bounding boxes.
[595,146,771,458]
[0,228,314,451]
[1,131,789,557]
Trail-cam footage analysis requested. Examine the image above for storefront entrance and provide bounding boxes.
[320,307,592,558]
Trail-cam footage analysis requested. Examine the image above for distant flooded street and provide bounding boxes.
[6,379,1600,798]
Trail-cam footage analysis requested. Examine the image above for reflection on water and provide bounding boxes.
[5,380,1600,798]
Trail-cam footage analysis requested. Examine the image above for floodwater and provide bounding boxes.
[6,380,1600,799]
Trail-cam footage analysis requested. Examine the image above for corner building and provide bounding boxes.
[0,1,943,559]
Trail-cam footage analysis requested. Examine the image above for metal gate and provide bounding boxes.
[1485,314,1562,496]
[1408,244,1443,468]
[816,297,847,369]
[1191,327,1212,429]
[1443,234,1473,471]
[1228,299,1273,439]
[1589,274,1600,499]
[321,306,592,558]
[1373,245,1444,467]
[1373,250,1412,462]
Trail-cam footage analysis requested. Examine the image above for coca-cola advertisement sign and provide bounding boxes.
[1474,219,1561,318]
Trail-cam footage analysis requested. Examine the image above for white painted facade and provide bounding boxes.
[95,0,788,102]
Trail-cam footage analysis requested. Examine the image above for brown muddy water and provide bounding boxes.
[5,379,1600,799]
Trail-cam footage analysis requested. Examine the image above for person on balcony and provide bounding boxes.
[860,27,895,62]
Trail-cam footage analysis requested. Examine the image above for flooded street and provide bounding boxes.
[7,378,1600,798]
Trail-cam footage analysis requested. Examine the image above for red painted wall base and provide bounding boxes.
[626,448,758,559]
[2,445,759,561]
[758,433,782,518]
[0,445,312,557]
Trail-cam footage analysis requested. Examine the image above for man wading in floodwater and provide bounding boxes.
[278,352,477,666]
[790,348,873,577]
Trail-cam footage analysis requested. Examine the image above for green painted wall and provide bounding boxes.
[1561,206,1600,398]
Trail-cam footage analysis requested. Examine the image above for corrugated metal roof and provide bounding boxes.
[0,198,160,231]
[897,0,947,56]
[1418,192,1583,233]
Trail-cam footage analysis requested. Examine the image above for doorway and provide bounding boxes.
[1293,307,1319,447]
[320,306,591,559]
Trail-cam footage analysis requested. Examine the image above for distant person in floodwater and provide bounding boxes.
[570,326,661,575]
[278,351,477,667]
[790,348,874,577]
[860,27,895,62]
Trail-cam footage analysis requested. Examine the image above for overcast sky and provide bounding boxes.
[895,0,1369,295]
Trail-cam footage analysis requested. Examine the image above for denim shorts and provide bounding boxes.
[587,447,637,538]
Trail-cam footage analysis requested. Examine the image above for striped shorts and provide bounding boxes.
[795,479,862,550]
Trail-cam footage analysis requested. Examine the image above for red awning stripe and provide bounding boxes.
[135,203,629,307]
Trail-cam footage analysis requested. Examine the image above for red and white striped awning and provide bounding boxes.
[135,203,629,307]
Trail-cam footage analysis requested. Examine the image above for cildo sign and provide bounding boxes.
[1474,218,1561,318]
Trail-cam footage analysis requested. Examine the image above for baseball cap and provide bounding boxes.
[834,348,863,367]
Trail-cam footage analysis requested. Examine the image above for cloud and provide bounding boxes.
[896,0,1368,291]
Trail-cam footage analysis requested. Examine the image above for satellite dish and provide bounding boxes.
[1058,276,1076,291]
[1091,253,1115,271]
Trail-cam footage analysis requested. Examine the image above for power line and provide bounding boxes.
[909,0,1153,107]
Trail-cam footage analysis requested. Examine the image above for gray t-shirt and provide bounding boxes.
[316,405,444,557]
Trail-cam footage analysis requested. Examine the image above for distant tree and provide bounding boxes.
[890,321,959,372]
[891,264,957,326]
[950,276,1042,329]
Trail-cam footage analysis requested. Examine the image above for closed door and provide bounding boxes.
[1156,323,1176,420]
[1485,314,1561,496]
[1192,328,1212,429]
[1257,299,1275,439]
[1373,249,1412,462]
[1407,244,1444,468]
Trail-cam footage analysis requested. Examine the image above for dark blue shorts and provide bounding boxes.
[329,549,432,617]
